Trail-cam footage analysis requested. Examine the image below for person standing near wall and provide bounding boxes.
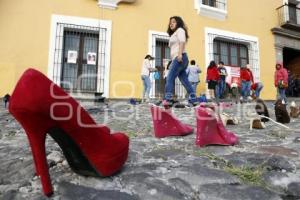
[216,61,227,99]
[186,60,201,94]
[141,54,156,102]
[240,64,254,101]
[206,61,220,101]
[163,16,196,107]
[274,63,288,104]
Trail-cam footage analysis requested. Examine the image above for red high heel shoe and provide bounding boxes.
[9,68,129,196]
[195,107,238,147]
[150,105,193,138]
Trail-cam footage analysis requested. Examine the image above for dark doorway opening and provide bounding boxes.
[154,39,170,99]
[283,47,300,97]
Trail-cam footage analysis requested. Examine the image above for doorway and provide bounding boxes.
[283,47,300,97]
[154,39,170,99]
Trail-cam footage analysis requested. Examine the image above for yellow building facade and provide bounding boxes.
[0,0,289,100]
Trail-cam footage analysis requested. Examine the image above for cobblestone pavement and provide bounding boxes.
[1,99,300,200]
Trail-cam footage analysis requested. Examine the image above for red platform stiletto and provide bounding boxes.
[195,107,238,147]
[150,105,193,138]
[9,68,129,196]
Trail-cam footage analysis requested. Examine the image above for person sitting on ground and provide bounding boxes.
[251,82,263,99]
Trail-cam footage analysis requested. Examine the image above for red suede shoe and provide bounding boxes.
[9,68,129,197]
[195,107,238,147]
[150,105,193,138]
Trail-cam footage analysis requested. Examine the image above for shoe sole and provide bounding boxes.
[49,127,101,177]
[155,131,193,138]
[48,127,128,177]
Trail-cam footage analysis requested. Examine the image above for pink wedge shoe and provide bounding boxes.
[195,107,238,147]
[150,105,193,138]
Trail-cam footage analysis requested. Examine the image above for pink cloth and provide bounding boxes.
[274,63,288,87]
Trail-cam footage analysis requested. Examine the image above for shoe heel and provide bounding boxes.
[16,114,54,196]
[25,128,53,196]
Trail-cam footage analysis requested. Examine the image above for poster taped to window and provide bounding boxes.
[87,52,97,65]
[67,50,77,64]
[225,66,241,87]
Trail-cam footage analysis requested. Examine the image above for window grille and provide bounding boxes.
[207,33,260,82]
[213,40,249,67]
[150,34,186,99]
[52,23,107,93]
[202,0,226,10]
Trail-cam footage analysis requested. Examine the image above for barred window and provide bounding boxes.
[202,0,216,7]
[196,0,227,20]
[213,40,249,67]
[206,29,260,83]
[202,0,226,10]
[53,23,107,93]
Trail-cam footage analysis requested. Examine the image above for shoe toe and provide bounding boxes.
[111,132,129,149]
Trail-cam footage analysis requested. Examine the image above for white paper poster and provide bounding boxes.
[225,66,241,87]
[87,52,97,65]
[67,50,77,64]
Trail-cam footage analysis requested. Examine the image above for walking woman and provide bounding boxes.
[274,63,288,104]
[141,54,156,102]
[206,61,220,100]
[163,16,196,107]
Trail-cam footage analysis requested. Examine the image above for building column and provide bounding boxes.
[275,46,283,63]
[297,1,300,24]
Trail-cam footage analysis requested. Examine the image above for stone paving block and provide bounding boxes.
[198,183,282,200]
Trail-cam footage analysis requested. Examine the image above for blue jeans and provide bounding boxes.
[277,88,287,104]
[241,81,251,99]
[190,82,199,94]
[141,75,151,99]
[216,79,226,98]
[255,82,263,98]
[165,53,196,103]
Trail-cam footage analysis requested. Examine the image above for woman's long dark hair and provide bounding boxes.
[167,61,172,70]
[208,61,217,69]
[167,16,189,41]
